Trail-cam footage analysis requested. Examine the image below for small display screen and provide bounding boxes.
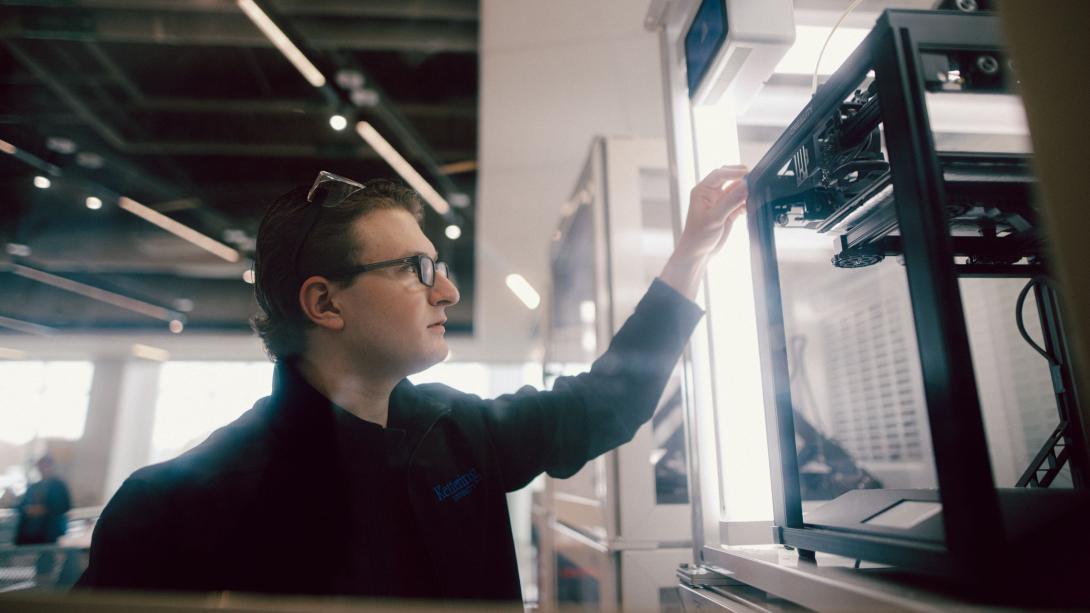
[684,0,729,96]
[863,500,943,530]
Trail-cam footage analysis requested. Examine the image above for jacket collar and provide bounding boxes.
[266,359,449,444]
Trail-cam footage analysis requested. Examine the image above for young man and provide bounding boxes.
[77,166,747,601]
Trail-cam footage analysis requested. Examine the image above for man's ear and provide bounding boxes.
[298,276,344,331]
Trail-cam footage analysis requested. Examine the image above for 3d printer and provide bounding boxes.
[746,8,1089,600]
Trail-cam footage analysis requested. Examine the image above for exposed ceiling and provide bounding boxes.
[0,0,479,337]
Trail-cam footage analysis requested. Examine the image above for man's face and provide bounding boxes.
[331,208,459,377]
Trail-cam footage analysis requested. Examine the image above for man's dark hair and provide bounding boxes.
[251,178,424,361]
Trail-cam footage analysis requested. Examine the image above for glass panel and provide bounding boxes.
[659,586,683,613]
[555,552,599,609]
[0,361,94,499]
[545,192,600,502]
[961,278,1071,488]
[638,168,690,505]
[545,201,597,382]
[775,230,939,518]
[926,92,1032,154]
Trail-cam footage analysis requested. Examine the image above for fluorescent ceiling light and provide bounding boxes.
[438,160,478,175]
[237,0,326,88]
[0,347,28,360]
[356,121,451,216]
[119,196,240,263]
[0,139,16,155]
[505,273,541,310]
[132,343,170,362]
[774,25,869,75]
[12,263,182,323]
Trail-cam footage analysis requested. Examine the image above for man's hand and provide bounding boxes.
[678,165,749,258]
[659,165,749,300]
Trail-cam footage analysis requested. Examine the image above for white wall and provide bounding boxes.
[461,0,667,363]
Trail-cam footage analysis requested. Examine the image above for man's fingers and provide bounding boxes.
[714,177,748,214]
[699,165,747,190]
[726,200,747,222]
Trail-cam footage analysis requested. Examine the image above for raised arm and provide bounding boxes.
[659,165,748,300]
[481,166,749,491]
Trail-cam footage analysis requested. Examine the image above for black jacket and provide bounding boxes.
[76,280,703,601]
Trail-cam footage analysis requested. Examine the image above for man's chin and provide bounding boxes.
[406,343,450,376]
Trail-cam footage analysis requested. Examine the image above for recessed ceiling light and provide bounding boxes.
[86,196,102,210]
[329,114,348,131]
[76,152,104,169]
[444,225,462,240]
[5,243,31,257]
[242,269,256,284]
[33,176,51,189]
[169,319,185,334]
[46,137,77,155]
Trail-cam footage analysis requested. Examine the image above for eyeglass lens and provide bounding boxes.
[417,257,451,288]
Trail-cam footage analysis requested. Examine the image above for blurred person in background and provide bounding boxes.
[15,455,71,547]
[16,455,72,579]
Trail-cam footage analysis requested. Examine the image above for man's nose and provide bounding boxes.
[430,270,460,307]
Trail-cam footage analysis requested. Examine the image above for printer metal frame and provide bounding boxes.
[746,9,1089,581]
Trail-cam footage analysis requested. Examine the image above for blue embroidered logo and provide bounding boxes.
[433,468,482,502]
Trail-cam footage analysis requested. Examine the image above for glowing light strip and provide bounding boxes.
[119,197,240,262]
[12,264,181,322]
[0,347,29,359]
[0,314,56,336]
[505,273,541,310]
[237,0,326,88]
[438,160,478,175]
[131,343,170,362]
[356,121,451,215]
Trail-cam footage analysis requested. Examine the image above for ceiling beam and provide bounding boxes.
[1,9,478,52]
[126,97,476,120]
[6,41,474,162]
[0,0,480,21]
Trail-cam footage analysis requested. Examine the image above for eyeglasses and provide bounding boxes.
[337,254,451,288]
[292,171,453,288]
[291,171,366,281]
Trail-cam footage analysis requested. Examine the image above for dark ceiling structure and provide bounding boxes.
[0,0,479,337]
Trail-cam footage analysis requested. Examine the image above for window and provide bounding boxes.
[150,362,274,463]
[0,361,94,496]
[0,361,94,445]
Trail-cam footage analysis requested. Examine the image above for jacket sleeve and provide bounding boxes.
[480,279,704,492]
[74,476,175,591]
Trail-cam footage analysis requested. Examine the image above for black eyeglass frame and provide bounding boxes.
[333,254,451,288]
